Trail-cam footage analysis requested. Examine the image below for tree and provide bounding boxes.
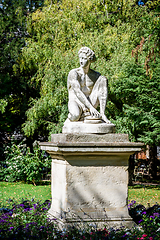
[1,0,159,179]
[20,0,143,137]
[0,0,45,151]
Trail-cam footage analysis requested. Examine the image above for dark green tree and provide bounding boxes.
[0,0,44,150]
[1,0,159,179]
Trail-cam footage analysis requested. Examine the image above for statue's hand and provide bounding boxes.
[90,106,101,119]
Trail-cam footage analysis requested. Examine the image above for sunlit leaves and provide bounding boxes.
[18,0,160,146]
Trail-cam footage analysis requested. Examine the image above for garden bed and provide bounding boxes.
[0,182,160,239]
[0,198,160,239]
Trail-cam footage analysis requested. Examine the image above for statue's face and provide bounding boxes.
[79,53,90,68]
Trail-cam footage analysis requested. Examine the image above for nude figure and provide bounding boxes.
[67,47,111,124]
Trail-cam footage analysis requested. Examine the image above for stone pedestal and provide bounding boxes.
[62,119,116,134]
[40,133,143,228]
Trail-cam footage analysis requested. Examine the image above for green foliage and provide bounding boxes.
[0,0,27,133]
[19,0,160,145]
[0,0,44,136]
[141,211,160,235]
[0,197,160,239]
[0,99,8,114]
[110,58,160,145]
[0,141,52,185]
[0,0,159,148]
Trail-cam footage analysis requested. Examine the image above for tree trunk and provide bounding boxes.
[128,154,135,186]
[149,144,157,179]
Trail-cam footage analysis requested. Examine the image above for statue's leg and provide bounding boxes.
[68,100,82,121]
[90,76,107,109]
[90,76,111,123]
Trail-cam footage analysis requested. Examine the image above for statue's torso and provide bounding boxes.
[68,68,101,97]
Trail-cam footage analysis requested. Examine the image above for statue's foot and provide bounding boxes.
[101,114,111,124]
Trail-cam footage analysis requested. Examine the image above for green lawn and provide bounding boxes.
[128,184,160,207]
[0,182,51,207]
[0,182,160,207]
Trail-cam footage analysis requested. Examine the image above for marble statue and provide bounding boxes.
[67,47,111,124]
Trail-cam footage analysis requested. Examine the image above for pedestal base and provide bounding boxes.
[40,133,143,228]
[48,209,134,230]
[48,159,133,228]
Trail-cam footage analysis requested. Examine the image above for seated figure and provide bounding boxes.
[67,46,111,124]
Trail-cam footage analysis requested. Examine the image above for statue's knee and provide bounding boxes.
[68,113,80,121]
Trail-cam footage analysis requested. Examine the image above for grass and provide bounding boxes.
[0,181,160,207]
[0,181,51,207]
[128,184,160,207]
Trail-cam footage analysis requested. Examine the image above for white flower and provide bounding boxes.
[88,223,97,228]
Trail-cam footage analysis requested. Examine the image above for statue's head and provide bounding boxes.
[78,47,96,63]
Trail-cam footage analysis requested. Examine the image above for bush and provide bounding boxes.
[0,198,56,240]
[0,198,160,239]
[128,200,160,238]
[0,141,52,185]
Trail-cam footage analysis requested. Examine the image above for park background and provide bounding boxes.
[0,1,160,239]
[0,0,160,183]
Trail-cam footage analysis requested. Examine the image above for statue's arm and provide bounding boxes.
[68,70,92,110]
[68,70,101,118]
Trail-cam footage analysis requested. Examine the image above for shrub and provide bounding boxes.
[138,204,160,235]
[0,198,56,240]
[128,200,160,239]
[0,141,52,185]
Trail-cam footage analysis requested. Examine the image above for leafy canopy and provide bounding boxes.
[1,0,159,146]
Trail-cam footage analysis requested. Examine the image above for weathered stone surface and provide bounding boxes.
[51,133,129,143]
[49,159,130,221]
[40,133,143,227]
[62,120,115,134]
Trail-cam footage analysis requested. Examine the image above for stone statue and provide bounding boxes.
[67,46,111,124]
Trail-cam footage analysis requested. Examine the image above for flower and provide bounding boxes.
[19,204,25,208]
[142,234,147,237]
[23,208,32,211]
[42,207,48,211]
[122,233,127,237]
[138,219,143,224]
[142,211,146,215]
[153,212,159,217]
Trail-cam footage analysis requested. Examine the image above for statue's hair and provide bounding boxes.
[78,47,96,62]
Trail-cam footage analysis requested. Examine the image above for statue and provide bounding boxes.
[67,47,111,124]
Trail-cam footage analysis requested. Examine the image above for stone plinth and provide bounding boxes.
[40,133,143,228]
[62,120,116,134]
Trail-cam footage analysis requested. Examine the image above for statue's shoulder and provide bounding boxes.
[68,68,81,79]
[68,68,80,74]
